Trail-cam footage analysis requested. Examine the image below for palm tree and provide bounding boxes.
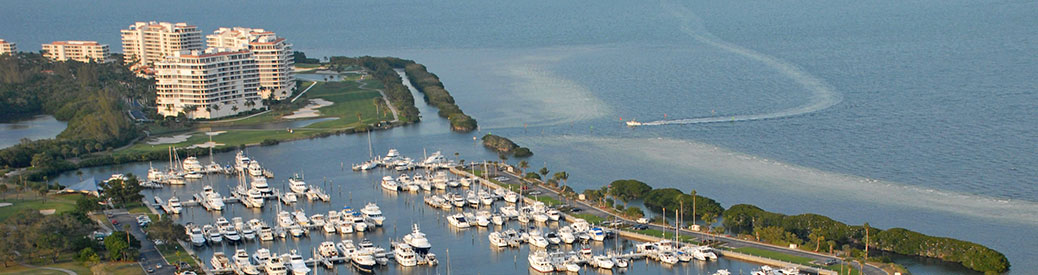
[690,189,697,226]
[554,171,569,191]
[538,167,549,183]
[518,160,529,177]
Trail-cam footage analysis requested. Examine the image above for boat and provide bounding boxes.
[310,214,326,227]
[253,248,271,266]
[187,225,206,246]
[184,172,203,179]
[613,256,629,268]
[251,178,272,196]
[147,166,166,182]
[201,185,225,211]
[451,193,466,208]
[183,156,203,173]
[392,242,419,267]
[259,226,274,241]
[380,176,399,191]
[285,250,310,275]
[590,227,607,241]
[558,227,576,244]
[319,241,339,258]
[293,210,311,226]
[264,253,289,275]
[421,151,449,167]
[504,192,519,203]
[288,224,305,238]
[351,251,377,273]
[337,240,357,257]
[168,196,183,214]
[277,211,295,228]
[403,224,432,254]
[233,249,260,275]
[245,188,265,208]
[447,213,470,228]
[625,119,643,127]
[528,232,550,248]
[288,176,308,194]
[659,251,680,265]
[247,161,264,177]
[235,151,251,172]
[593,255,615,269]
[488,231,509,247]
[546,209,561,221]
[211,252,231,271]
[491,213,505,226]
[352,215,368,232]
[360,202,386,226]
[282,191,298,204]
[713,269,732,275]
[305,187,330,202]
[545,232,561,245]
[242,228,256,241]
[203,224,222,243]
[528,251,554,273]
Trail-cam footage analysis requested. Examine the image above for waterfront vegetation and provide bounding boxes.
[403,63,477,131]
[481,134,533,157]
[722,204,1009,273]
[328,56,420,123]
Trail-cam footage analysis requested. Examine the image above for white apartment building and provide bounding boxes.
[121,21,203,72]
[154,48,263,119]
[41,41,109,63]
[0,39,15,55]
[207,27,295,100]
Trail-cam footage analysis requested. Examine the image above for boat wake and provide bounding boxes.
[639,0,842,126]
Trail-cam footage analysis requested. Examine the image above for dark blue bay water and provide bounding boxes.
[4,0,1036,273]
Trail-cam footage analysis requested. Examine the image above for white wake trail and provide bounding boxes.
[643,0,842,126]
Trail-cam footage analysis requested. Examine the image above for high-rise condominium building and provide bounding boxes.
[41,41,109,63]
[154,48,263,119]
[121,21,203,71]
[0,39,15,55]
[207,27,295,100]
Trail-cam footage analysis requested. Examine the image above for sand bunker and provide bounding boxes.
[39,209,56,215]
[0,203,11,208]
[146,134,192,145]
[186,141,225,149]
[283,98,334,119]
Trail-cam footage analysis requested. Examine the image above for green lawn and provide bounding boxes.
[733,247,816,265]
[158,243,199,270]
[0,193,81,222]
[0,261,93,275]
[630,228,699,243]
[533,195,562,206]
[571,213,606,224]
[293,63,323,69]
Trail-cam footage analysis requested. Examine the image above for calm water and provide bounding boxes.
[0,115,67,149]
[9,0,1037,273]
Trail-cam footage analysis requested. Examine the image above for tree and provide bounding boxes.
[518,160,529,177]
[146,217,187,245]
[0,184,7,199]
[623,206,644,219]
[538,167,549,181]
[31,152,53,169]
[607,179,652,205]
[104,231,140,261]
[75,195,102,214]
[553,171,569,191]
[77,247,100,265]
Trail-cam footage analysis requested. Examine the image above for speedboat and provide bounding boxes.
[593,255,615,269]
[488,231,509,247]
[528,233,550,248]
[590,227,606,241]
[282,192,298,204]
[392,242,418,267]
[447,213,470,228]
[403,224,432,254]
[168,197,183,214]
[253,248,271,266]
[351,251,377,273]
[545,232,561,245]
[528,251,553,273]
[233,249,260,275]
[288,176,308,194]
[187,225,206,246]
[211,252,231,271]
[361,202,385,226]
[625,119,643,127]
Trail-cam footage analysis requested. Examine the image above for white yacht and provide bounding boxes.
[319,241,340,258]
[288,176,308,194]
[251,177,272,196]
[545,232,561,245]
[625,119,643,127]
[447,213,470,228]
[259,226,274,241]
[659,251,680,265]
[592,255,615,269]
[147,166,166,182]
[187,225,206,246]
[233,249,260,275]
[546,209,561,221]
[183,156,203,173]
[558,227,577,244]
[223,228,242,243]
[351,251,377,273]
[528,251,554,273]
[264,253,289,275]
[235,151,251,172]
[285,250,310,275]
[360,202,386,226]
[203,224,222,243]
[168,196,183,214]
[288,224,305,238]
[242,228,256,241]
[293,210,311,227]
[211,252,231,271]
[488,231,509,247]
[403,224,432,254]
[247,161,264,177]
[253,248,271,265]
[282,191,298,204]
[451,193,466,208]
[380,176,399,191]
[337,240,358,257]
[310,214,326,228]
[504,192,519,203]
[245,188,264,208]
[713,269,732,275]
[392,242,418,267]
[590,227,606,242]
[201,185,225,211]
[528,233,550,248]
[352,215,369,232]
[277,211,295,228]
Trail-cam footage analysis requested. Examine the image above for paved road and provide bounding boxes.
[105,209,175,275]
[483,166,886,275]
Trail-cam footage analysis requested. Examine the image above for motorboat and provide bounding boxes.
[245,188,265,208]
[545,232,561,245]
[201,185,225,211]
[337,240,357,258]
[288,176,308,194]
[187,225,206,246]
[593,255,615,269]
[392,242,418,267]
[285,250,310,275]
[421,151,449,167]
[488,231,509,247]
[351,251,377,273]
[264,253,289,275]
[293,210,311,227]
[319,241,340,258]
[590,227,607,241]
[404,224,432,254]
[447,213,470,228]
[147,166,166,182]
[247,161,264,177]
[659,251,680,265]
[352,215,369,232]
[558,227,576,244]
[546,209,561,221]
[361,202,386,226]
[288,224,305,238]
[277,211,295,228]
[380,176,399,191]
[491,213,505,226]
[233,249,260,275]
[451,193,466,208]
[282,191,298,204]
[504,192,519,203]
[323,220,337,234]
[251,178,272,196]
[203,224,222,243]
[613,255,629,268]
[528,251,554,273]
[713,269,732,275]
[310,214,326,228]
[259,226,274,241]
[625,119,643,127]
[234,151,251,171]
[168,196,183,214]
[305,187,330,202]
[532,212,550,223]
[211,252,231,271]
[222,227,242,243]
[528,233,550,248]
[337,219,354,234]
[253,248,271,266]
[183,156,203,173]
[242,228,256,241]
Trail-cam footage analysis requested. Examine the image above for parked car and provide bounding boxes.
[111,219,119,225]
[636,217,649,224]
